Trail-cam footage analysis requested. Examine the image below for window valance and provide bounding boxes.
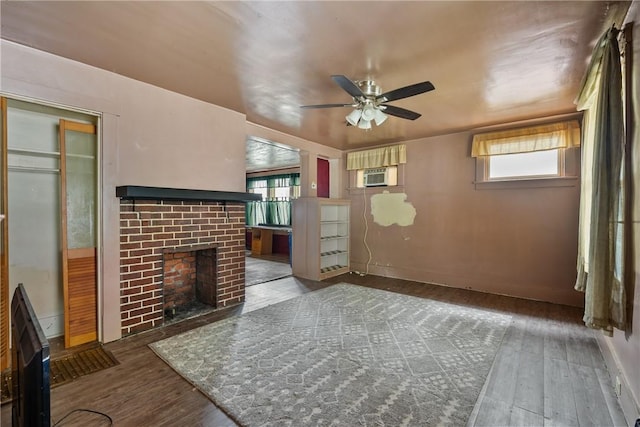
[471,120,581,157]
[346,144,406,170]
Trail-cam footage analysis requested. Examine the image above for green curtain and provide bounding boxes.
[574,27,626,334]
[245,174,299,226]
[246,201,267,226]
[267,201,291,225]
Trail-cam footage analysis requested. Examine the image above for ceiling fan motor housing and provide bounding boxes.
[357,80,382,97]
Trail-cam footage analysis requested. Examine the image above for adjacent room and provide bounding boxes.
[1,1,639,426]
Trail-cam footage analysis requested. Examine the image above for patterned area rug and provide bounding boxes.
[150,284,511,426]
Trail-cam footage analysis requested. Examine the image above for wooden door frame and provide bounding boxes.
[1,97,8,370]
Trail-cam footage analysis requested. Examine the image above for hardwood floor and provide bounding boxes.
[0,274,627,426]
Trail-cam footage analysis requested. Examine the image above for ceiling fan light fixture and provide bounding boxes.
[346,108,362,126]
[361,104,376,122]
[301,74,434,131]
[373,108,388,126]
[358,118,372,130]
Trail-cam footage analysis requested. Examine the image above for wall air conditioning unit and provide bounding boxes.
[363,167,389,187]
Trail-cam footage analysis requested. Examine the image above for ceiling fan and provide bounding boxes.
[301,75,435,129]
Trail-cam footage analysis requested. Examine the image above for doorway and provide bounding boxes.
[0,98,99,369]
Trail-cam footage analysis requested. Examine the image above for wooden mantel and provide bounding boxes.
[115,186,260,202]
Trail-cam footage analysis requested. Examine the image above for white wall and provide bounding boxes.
[1,40,247,342]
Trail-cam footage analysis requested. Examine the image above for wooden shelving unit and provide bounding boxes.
[292,198,350,281]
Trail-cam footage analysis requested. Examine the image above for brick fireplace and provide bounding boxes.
[118,189,252,336]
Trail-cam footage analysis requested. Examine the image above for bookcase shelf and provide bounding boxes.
[292,198,350,280]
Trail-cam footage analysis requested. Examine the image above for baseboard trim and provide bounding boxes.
[596,333,640,426]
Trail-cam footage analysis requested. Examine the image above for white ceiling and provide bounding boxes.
[0,1,630,159]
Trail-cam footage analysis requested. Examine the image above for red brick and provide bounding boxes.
[139,212,162,220]
[143,312,163,322]
[141,241,165,249]
[130,277,154,287]
[140,205,172,212]
[121,318,140,327]
[142,283,161,292]
[122,302,142,311]
[129,263,154,272]
[130,249,153,257]
[121,242,141,250]
[142,297,163,306]
[130,306,153,317]
[163,213,183,219]
[128,321,154,334]
[153,233,174,240]
[173,206,192,212]
[121,272,142,281]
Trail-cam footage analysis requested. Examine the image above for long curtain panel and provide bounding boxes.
[574,27,626,334]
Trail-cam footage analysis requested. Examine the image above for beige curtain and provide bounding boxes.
[346,144,406,170]
[471,120,580,157]
[574,27,626,334]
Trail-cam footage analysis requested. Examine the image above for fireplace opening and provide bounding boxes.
[162,246,217,323]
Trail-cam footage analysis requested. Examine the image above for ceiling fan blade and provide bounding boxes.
[300,103,353,109]
[381,105,422,120]
[377,81,435,103]
[331,75,365,98]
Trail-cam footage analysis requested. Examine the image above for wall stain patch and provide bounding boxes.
[370,191,416,227]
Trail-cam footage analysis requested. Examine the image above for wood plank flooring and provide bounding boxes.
[0,273,627,426]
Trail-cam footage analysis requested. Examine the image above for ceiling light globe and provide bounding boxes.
[346,109,362,126]
[358,119,372,130]
[373,109,388,126]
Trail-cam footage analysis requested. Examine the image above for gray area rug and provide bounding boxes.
[245,256,292,287]
[150,284,511,426]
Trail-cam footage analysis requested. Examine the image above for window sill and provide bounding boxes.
[474,176,578,190]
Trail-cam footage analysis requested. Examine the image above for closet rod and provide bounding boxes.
[8,147,94,160]
[8,147,59,157]
[8,165,60,173]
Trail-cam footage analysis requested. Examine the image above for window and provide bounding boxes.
[346,144,406,190]
[246,173,300,226]
[488,149,560,179]
[249,184,269,201]
[472,120,580,186]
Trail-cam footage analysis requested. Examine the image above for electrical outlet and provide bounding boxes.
[615,375,622,397]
